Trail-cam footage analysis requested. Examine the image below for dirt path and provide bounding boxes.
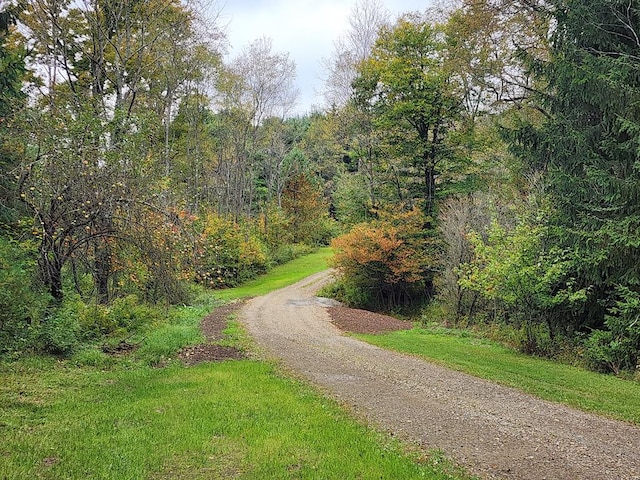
[239,271,640,480]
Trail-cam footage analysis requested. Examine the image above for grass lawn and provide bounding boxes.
[0,248,474,480]
[0,358,471,479]
[357,327,640,425]
[214,247,334,301]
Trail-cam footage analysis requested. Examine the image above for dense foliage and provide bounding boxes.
[1,0,639,376]
[0,0,333,356]
[330,208,439,309]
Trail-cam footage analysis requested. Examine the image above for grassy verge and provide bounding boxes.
[0,358,473,479]
[214,247,333,301]
[0,249,475,480]
[356,326,640,425]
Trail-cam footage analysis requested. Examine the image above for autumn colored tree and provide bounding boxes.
[331,207,439,309]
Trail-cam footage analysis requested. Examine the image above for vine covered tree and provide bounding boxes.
[0,0,27,225]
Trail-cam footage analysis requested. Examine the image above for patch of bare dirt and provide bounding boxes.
[179,344,245,366]
[101,340,139,356]
[328,305,413,334]
[177,300,246,365]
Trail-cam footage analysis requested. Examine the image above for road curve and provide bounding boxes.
[239,270,640,480]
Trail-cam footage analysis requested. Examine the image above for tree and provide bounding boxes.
[509,0,640,369]
[0,1,27,226]
[322,0,389,108]
[213,38,300,219]
[331,207,438,309]
[281,172,333,245]
[17,0,220,302]
[353,14,462,218]
[228,36,299,126]
[443,0,551,115]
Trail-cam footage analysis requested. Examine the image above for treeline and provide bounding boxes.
[324,0,640,376]
[0,0,334,355]
[2,0,639,376]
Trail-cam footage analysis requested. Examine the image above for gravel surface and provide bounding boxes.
[239,270,640,480]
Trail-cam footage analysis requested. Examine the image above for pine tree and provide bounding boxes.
[516,0,640,353]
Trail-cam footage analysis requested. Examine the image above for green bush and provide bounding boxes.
[267,243,314,267]
[583,286,640,375]
[194,213,269,288]
[40,302,81,355]
[0,237,49,356]
[108,295,160,330]
[319,278,370,308]
[77,294,162,339]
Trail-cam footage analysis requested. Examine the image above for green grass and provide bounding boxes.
[214,247,333,301]
[357,327,640,424]
[0,357,471,479]
[0,249,475,480]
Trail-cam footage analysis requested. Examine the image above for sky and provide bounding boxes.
[217,0,434,115]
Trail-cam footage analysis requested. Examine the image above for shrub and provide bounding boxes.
[0,237,49,356]
[40,300,81,355]
[193,213,268,288]
[584,286,640,375]
[330,207,438,309]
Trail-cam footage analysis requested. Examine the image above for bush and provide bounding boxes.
[267,243,314,267]
[319,278,371,308]
[193,213,268,288]
[0,237,49,356]
[330,207,438,310]
[40,301,81,355]
[77,294,161,339]
[584,286,640,375]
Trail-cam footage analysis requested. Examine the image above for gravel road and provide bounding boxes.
[239,271,640,480]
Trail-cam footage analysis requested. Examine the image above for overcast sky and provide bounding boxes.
[217,0,434,115]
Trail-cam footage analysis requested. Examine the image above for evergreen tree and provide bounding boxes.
[514,0,640,366]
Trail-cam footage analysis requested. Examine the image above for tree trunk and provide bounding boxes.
[94,238,111,304]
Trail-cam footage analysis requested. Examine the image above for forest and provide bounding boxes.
[1,0,639,377]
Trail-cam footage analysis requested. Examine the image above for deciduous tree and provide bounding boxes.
[353,14,462,218]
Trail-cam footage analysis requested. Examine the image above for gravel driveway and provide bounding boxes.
[239,271,640,480]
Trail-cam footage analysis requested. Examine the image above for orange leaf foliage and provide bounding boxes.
[330,207,432,288]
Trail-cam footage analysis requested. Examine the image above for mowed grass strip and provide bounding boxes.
[0,358,472,479]
[356,327,640,425]
[214,247,333,301]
